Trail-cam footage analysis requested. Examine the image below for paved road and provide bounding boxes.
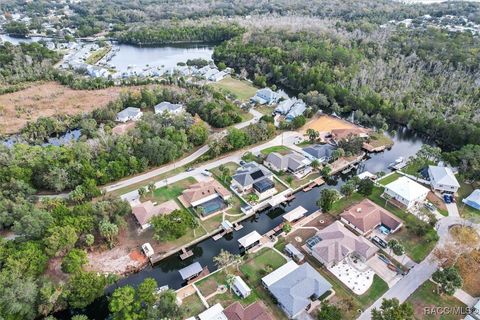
[120,131,303,202]
[105,108,264,194]
[358,214,480,319]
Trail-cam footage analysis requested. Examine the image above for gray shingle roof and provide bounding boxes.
[232,162,273,187]
[154,101,184,114]
[428,165,460,188]
[268,263,332,318]
[303,144,336,159]
[179,262,202,280]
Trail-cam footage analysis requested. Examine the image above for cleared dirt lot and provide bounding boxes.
[303,115,356,133]
[0,82,129,134]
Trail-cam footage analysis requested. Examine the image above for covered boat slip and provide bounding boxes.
[237,230,263,251]
[282,205,307,222]
[178,262,203,281]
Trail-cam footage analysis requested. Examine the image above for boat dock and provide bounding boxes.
[179,247,193,260]
[329,154,364,175]
[303,177,325,192]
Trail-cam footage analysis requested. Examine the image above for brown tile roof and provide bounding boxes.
[132,200,180,226]
[331,127,371,141]
[311,221,378,265]
[340,199,403,234]
[224,301,273,320]
[181,178,231,206]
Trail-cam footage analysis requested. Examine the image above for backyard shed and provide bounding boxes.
[178,262,203,281]
[232,276,251,298]
[285,243,305,262]
[282,206,307,223]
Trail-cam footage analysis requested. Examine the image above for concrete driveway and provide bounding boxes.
[366,255,402,288]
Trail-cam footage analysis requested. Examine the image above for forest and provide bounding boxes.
[213,25,480,151]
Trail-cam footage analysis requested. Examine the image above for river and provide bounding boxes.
[55,126,424,319]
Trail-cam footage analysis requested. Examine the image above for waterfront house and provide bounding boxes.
[251,88,280,105]
[302,144,336,163]
[116,107,143,123]
[305,221,378,268]
[330,127,370,144]
[261,261,332,319]
[209,70,228,82]
[427,165,460,194]
[340,199,403,236]
[223,301,273,320]
[231,162,276,198]
[383,176,429,209]
[463,189,480,210]
[178,178,232,217]
[154,101,185,115]
[132,200,180,230]
[232,276,251,298]
[264,152,311,174]
[238,230,262,251]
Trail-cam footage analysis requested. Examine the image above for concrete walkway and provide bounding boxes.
[454,289,478,307]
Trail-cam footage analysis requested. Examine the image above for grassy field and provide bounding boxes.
[367,132,394,149]
[378,172,402,186]
[260,145,292,155]
[240,248,287,283]
[210,78,258,101]
[86,45,111,64]
[368,187,438,262]
[143,176,197,203]
[401,158,435,177]
[329,193,365,216]
[407,280,466,320]
[181,293,206,318]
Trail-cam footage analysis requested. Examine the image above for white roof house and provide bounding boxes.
[384,176,429,209]
[154,101,184,115]
[238,231,262,250]
[209,70,228,82]
[232,276,251,298]
[262,260,299,288]
[251,88,280,105]
[198,303,227,320]
[428,165,460,193]
[282,206,307,223]
[116,107,143,123]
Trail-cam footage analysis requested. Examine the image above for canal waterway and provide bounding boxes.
[55,126,424,319]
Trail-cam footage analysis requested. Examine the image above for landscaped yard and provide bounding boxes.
[356,275,389,306]
[402,158,435,177]
[255,105,275,116]
[378,172,402,186]
[209,162,245,217]
[260,145,292,155]
[408,280,466,320]
[368,187,438,262]
[210,77,258,101]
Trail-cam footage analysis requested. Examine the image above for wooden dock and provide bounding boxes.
[303,177,325,192]
[179,247,193,260]
[233,223,243,231]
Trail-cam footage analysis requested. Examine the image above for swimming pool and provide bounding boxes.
[197,197,226,216]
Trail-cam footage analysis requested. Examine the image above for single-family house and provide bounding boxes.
[116,107,143,123]
[305,221,378,268]
[261,261,332,319]
[209,70,228,82]
[264,152,311,173]
[154,101,185,115]
[132,200,180,229]
[203,68,220,80]
[463,189,480,211]
[238,230,262,251]
[302,144,336,163]
[198,303,227,320]
[340,199,403,235]
[178,178,232,217]
[331,128,370,144]
[251,88,280,105]
[428,165,460,194]
[231,162,275,197]
[383,176,430,209]
[273,98,307,121]
[274,99,296,115]
[232,276,251,298]
[223,301,273,320]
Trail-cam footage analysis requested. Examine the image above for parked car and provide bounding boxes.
[239,160,246,166]
[186,167,194,172]
[141,243,154,257]
[424,202,436,212]
[372,236,388,249]
[443,194,453,204]
[201,170,212,177]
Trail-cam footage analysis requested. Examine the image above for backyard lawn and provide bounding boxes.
[240,248,287,283]
[356,275,389,306]
[329,193,365,216]
[181,293,206,318]
[408,280,466,320]
[378,172,402,186]
[368,187,438,262]
[210,77,257,101]
[260,145,292,155]
[401,158,435,177]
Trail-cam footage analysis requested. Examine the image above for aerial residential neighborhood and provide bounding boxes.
[0,1,480,320]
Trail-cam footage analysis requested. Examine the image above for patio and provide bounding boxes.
[328,256,375,295]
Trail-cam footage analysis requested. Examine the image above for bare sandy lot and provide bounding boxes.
[303,115,356,133]
[0,82,129,134]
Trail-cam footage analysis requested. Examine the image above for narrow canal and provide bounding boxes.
[55,126,424,319]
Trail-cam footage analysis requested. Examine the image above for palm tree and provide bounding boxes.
[147,182,156,195]
[311,159,320,171]
[225,274,236,293]
[138,187,147,198]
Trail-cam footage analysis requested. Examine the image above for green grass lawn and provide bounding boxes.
[457,180,480,221]
[210,77,258,101]
[367,132,394,149]
[181,293,206,318]
[408,280,466,320]
[86,46,111,64]
[260,145,292,155]
[240,248,287,283]
[256,105,275,116]
[402,158,434,177]
[145,176,197,203]
[286,171,323,190]
[357,275,389,306]
[368,187,438,262]
[378,172,402,186]
[330,193,365,216]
